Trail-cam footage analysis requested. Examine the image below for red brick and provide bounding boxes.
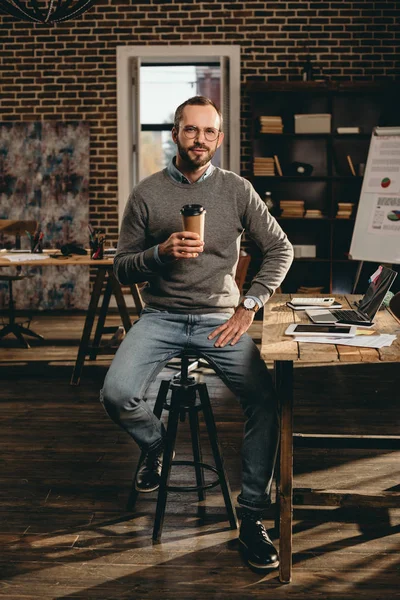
[0,0,398,240]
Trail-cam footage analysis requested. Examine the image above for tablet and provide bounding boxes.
[285,323,357,337]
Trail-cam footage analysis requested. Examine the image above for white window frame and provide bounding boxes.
[117,45,241,224]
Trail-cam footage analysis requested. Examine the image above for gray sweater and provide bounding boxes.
[115,167,293,314]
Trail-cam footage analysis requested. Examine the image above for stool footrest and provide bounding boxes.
[166,460,220,492]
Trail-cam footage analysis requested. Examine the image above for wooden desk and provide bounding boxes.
[261,294,400,583]
[0,252,143,385]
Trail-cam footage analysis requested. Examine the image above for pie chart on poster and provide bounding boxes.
[381,177,391,188]
[387,210,400,221]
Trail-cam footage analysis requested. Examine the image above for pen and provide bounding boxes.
[32,231,44,253]
[92,246,102,259]
[87,225,94,243]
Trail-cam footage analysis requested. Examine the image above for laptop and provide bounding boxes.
[306,265,397,327]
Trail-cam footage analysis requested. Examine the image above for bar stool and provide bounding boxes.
[127,350,239,541]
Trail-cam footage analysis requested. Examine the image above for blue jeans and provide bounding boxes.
[101,309,279,511]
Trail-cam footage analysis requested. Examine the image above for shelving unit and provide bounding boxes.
[246,81,400,293]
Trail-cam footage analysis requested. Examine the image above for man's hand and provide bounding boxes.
[158,231,204,260]
[208,306,255,347]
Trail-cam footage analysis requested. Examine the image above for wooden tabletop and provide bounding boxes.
[261,294,400,365]
[0,250,113,267]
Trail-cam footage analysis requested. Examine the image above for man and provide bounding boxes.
[101,96,293,571]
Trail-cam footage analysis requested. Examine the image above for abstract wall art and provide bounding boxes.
[0,122,90,310]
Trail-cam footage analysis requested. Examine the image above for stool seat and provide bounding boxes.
[0,275,27,281]
[128,351,239,541]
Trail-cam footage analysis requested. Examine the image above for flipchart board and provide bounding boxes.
[349,127,400,264]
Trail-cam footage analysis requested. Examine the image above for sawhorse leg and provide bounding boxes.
[71,269,140,386]
[70,267,107,386]
[109,271,133,333]
[89,276,113,360]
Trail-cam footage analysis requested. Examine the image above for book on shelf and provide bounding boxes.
[280,200,305,217]
[273,154,283,176]
[304,209,323,218]
[336,202,354,218]
[253,157,275,176]
[259,116,283,134]
[337,127,360,134]
[346,155,356,176]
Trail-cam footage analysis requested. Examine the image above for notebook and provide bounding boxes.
[306,265,397,327]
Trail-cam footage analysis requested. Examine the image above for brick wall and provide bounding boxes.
[1,0,399,246]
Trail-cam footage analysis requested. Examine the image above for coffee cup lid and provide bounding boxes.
[180,204,205,216]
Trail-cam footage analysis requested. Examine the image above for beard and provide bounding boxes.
[176,138,217,170]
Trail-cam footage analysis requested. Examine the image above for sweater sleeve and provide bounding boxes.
[113,191,161,284]
[241,180,294,305]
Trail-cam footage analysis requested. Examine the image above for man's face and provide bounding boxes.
[172,104,224,171]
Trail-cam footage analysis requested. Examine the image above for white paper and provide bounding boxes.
[368,196,400,235]
[2,253,50,262]
[365,137,400,194]
[293,334,396,349]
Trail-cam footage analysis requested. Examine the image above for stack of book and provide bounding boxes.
[336,203,354,218]
[259,116,283,134]
[253,157,275,176]
[304,209,323,218]
[280,200,305,218]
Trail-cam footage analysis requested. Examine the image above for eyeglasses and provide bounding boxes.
[180,126,221,142]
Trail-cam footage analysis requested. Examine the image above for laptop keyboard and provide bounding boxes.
[331,309,369,323]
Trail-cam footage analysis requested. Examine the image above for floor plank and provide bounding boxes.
[0,312,399,599]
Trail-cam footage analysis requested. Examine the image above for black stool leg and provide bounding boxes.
[188,407,205,501]
[197,383,238,530]
[127,379,170,511]
[153,389,180,542]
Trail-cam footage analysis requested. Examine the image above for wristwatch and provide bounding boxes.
[241,297,259,312]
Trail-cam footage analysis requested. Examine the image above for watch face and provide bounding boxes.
[244,297,257,310]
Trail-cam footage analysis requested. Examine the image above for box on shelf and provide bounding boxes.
[292,244,317,258]
[294,114,331,134]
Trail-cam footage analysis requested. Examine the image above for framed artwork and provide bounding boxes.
[0,122,90,310]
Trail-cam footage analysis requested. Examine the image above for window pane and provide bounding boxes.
[140,65,221,125]
[140,66,198,125]
[138,64,222,181]
[139,131,176,180]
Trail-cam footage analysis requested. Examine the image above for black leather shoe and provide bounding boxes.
[135,447,175,493]
[135,447,164,493]
[239,511,279,570]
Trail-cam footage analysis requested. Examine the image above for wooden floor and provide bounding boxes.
[0,312,399,599]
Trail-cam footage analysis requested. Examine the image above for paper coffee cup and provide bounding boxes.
[180,204,206,241]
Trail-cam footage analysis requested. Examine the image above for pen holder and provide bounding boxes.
[90,238,104,260]
[31,238,43,253]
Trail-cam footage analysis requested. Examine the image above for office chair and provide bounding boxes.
[0,220,44,348]
[389,292,400,320]
[235,250,251,294]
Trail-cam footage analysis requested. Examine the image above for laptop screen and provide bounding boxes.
[358,266,397,318]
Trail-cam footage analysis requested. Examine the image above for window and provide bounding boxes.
[139,64,222,179]
[117,46,240,223]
